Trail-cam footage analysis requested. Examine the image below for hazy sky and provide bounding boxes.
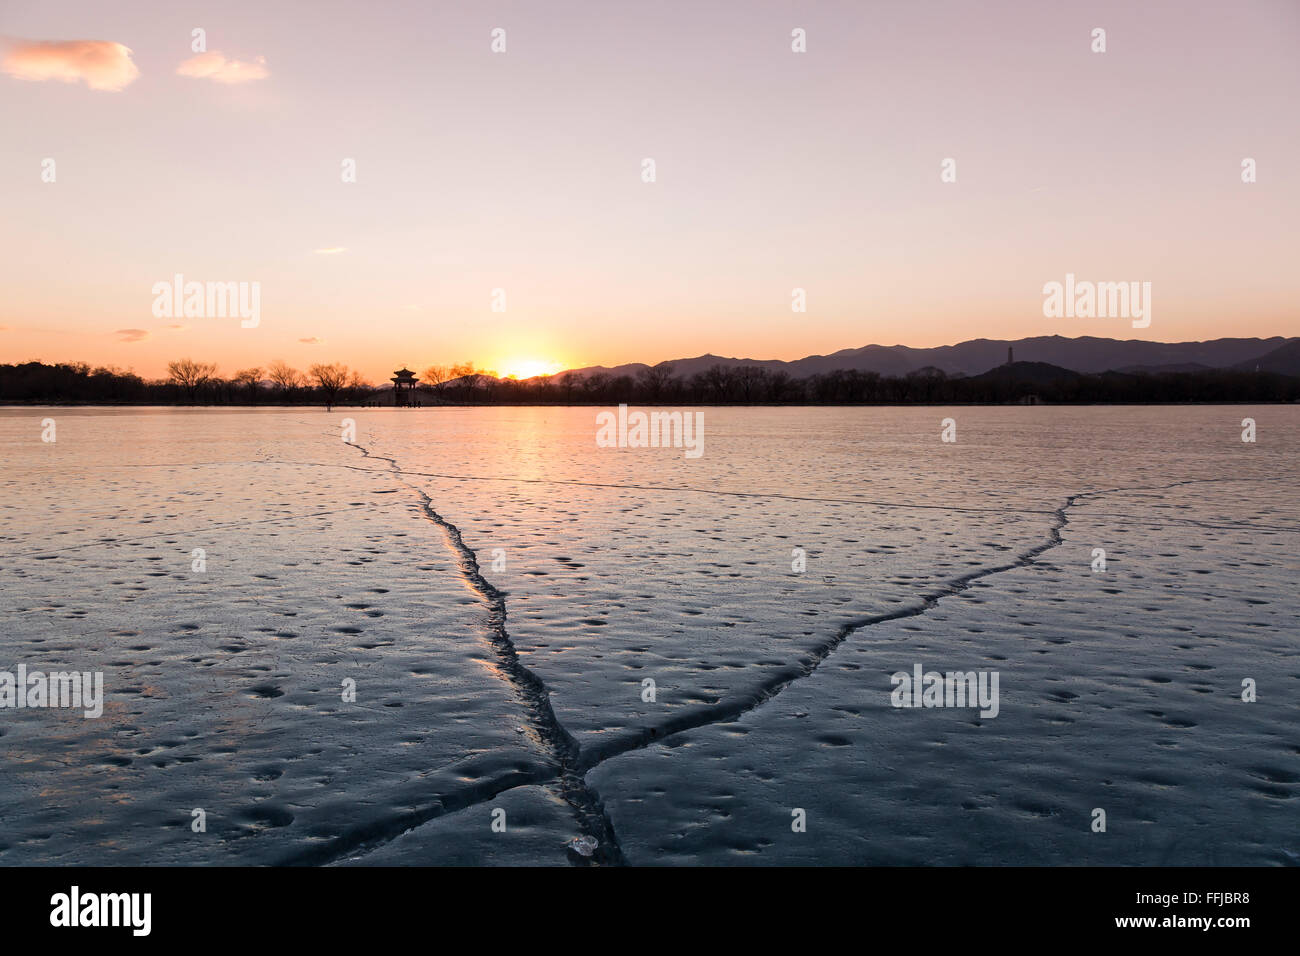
[2,0,1297,381]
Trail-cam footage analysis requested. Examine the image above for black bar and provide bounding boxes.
[3,866,1288,942]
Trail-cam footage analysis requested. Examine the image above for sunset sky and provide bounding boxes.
[2,0,1297,382]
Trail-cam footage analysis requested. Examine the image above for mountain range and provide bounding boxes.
[553,335,1299,381]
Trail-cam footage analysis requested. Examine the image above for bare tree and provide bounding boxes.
[559,372,577,403]
[422,365,454,395]
[734,366,767,403]
[766,369,792,402]
[637,363,675,401]
[267,360,303,392]
[702,364,732,402]
[309,362,350,408]
[347,369,373,402]
[449,361,487,396]
[233,367,263,399]
[167,358,218,403]
[582,372,610,400]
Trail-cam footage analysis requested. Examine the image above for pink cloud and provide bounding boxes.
[299,337,323,345]
[115,328,150,342]
[176,51,268,84]
[3,39,140,91]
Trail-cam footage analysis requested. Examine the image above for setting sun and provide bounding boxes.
[496,358,565,380]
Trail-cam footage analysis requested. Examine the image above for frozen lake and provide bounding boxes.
[0,405,1296,865]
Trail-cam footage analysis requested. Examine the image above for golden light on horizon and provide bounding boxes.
[495,357,565,380]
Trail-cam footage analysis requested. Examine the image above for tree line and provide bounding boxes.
[0,359,374,405]
[1,359,1296,405]
[417,363,1300,404]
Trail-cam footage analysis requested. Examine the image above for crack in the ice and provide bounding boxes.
[279,770,557,867]
[258,456,1300,534]
[298,444,1290,865]
[571,474,1296,785]
[341,438,628,867]
[571,475,1294,772]
[570,491,1083,771]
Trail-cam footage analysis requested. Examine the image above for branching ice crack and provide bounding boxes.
[301,440,1290,867]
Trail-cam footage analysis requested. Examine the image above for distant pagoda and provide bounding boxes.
[390,368,418,406]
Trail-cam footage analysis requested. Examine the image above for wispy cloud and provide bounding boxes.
[115,328,150,342]
[314,247,347,255]
[3,39,140,92]
[166,323,186,330]
[299,337,323,345]
[176,51,268,84]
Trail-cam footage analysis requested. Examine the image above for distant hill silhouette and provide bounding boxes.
[556,335,1294,381]
[1233,339,1300,376]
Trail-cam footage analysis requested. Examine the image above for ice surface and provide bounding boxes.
[335,785,574,867]
[0,406,1295,864]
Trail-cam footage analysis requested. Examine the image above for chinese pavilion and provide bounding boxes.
[391,368,418,406]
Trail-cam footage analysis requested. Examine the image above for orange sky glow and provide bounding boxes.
[2,0,1297,384]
